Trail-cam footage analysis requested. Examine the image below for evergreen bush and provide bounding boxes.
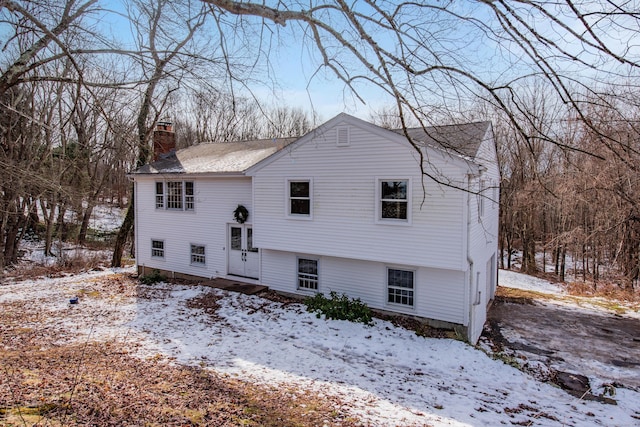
[304,291,373,326]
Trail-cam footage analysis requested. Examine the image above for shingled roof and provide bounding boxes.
[133,117,491,176]
[394,121,491,159]
[134,137,297,175]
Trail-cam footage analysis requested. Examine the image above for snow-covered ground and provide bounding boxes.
[499,269,565,295]
[1,268,639,426]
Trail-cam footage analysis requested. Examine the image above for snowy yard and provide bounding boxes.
[1,268,639,426]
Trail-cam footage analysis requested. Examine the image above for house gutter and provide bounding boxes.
[466,172,474,307]
[127,171,247,180]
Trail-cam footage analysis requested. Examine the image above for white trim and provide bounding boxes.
[190,243,206,266]
[286,178,313,220]
[385,266,416,309]
[375,177,412,225]
[296,256,320,292]
[155,182,164,209]
[150,239,165,259]
[156,180,195,212]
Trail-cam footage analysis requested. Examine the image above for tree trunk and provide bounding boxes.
[78,202,95,245]
[111,184,134,267]
[42,198,56,256]
[560,246,566,282]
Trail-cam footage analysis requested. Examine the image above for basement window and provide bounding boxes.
[387,268,414,307]
[297,258,318,290]
[190,244,206,265]
[151,239,164,258]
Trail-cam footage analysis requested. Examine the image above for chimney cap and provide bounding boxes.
[156,120,173,132]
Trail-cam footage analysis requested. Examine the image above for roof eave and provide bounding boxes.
[128,170,248,179]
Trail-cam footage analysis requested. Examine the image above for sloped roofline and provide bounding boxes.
[246,113,486,176]
[130,113,492,178]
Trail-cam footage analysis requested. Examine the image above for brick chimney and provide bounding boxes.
[153,121,175,161]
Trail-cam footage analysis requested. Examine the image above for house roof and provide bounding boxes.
[133,114,492,176]
[134,137,297,175]
[395,121,492,159]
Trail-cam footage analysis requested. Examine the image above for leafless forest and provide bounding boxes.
[1,1,639,288]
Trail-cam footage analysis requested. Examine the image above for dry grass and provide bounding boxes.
[1,344,361,426]
[0,343,357,426]
[496,283,640,315]
[2,251,132,282]
[0,275,363,427]
[564,280,640,303]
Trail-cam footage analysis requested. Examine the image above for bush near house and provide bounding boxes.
[304,291,373,326]
[139,269,167,285]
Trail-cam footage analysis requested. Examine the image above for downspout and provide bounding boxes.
[129,175,140,274]
[466,173,475,313]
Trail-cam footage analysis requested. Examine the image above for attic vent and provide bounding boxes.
[336,126,350,146]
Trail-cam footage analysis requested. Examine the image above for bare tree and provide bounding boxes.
[0,0,99,96]
[199,1,639,158]
[111,0,215,267]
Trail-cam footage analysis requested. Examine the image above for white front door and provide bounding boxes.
[228,224,259,279]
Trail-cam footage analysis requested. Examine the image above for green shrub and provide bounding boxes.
[139,269,167,285]
[304,291,373,326]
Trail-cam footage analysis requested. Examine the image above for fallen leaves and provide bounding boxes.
[0,275,363,427]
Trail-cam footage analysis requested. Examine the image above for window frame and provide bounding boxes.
[376,178,411,225]
[297,257,319,291]
[286,178,313,219]
[155,182,164,209]
[190,243,206,266]
[151,239,165,258]
[155,180,195,211]
[386,267,415,308]
[185,181,194,210]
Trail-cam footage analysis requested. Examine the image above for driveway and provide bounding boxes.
[484,287,640,392]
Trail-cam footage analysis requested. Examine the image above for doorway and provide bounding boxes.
[228,224,259,279]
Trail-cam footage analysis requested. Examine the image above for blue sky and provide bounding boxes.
[6,0,636,123]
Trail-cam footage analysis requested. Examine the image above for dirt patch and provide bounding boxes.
[185,290,225,322]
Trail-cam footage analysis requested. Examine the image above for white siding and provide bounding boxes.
[262,249,466,324]
[252,122,469,270]
[466,129,501,342]
[135,176,252,278]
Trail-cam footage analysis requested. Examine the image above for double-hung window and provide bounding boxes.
[185,181,194,210]
[151,239,164,258]
[387,268,414,307]
[190,244,206,265]
[155,183,164,208]
[288,180,311,217]
[379,179,409,221]
[156,181,194,211]
[167,181,183,209]
[297,258,318,290]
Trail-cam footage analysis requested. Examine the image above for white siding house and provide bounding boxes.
[131,113,499,343]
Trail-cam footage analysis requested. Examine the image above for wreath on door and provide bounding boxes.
[233,204,249,224]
